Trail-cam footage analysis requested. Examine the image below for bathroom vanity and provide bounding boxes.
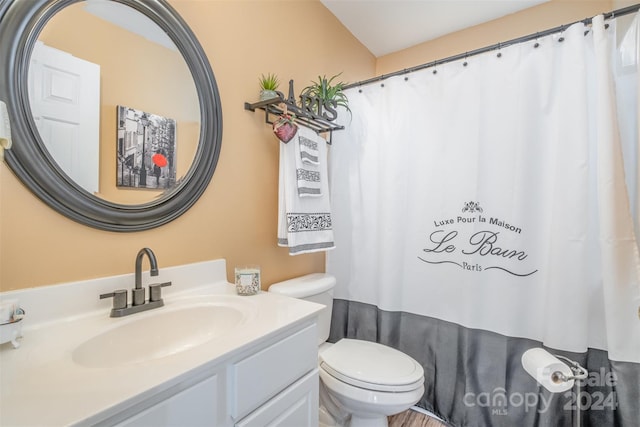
[0,259,323,426]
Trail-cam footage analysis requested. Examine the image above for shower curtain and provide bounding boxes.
[327,14,640,427]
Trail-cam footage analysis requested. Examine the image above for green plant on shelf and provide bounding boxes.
[300,72,351,116]
[259,73,280,101]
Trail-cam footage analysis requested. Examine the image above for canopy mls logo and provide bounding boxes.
[463,368,619,415]
[418,201,538,277]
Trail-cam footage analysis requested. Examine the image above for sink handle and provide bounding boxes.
[100,289,128,310]
[149,281,172,303]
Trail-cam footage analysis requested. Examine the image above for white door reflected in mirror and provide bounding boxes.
[28,41,100,195]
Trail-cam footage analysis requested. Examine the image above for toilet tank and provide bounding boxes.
[268,273,336,345]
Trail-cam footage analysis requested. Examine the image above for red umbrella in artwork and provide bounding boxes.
[152,153,168,167]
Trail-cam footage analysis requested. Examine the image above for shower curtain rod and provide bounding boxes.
[343,3,640,90]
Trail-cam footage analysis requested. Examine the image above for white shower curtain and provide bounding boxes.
[328,14,640,427]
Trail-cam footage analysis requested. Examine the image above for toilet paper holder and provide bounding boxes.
[522,348,588,427]
[548,354,588,384]
[521,347,588,393]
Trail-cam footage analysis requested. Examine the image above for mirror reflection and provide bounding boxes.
[30,0,200,205]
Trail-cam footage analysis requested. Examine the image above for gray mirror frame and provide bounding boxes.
[0,0,222,232]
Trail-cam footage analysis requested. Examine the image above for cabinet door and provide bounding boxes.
[236,369,318,427]
[116,375,218,427]
[230,324,316,419]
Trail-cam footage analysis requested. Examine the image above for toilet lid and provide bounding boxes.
[319,339,424,392]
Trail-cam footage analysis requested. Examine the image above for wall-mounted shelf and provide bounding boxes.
[244,80,344,144]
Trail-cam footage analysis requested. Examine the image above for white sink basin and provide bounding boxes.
[72,296,254,368]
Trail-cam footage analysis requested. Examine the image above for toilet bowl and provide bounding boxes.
[268,274,425,427]
[319,338,424,427]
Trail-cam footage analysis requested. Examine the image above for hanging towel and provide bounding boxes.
[295,131,322,197]
[299,134,319,165]
[278,126,335,255]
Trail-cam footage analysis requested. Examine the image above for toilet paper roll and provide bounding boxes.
[0,100,12,161]
[521,348,574,393]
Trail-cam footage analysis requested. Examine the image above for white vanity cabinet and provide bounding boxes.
[0,261,324,427]
[235,370,318,427]
[108,322,319,427]
[231,323,318,427]
[113,374,220,427]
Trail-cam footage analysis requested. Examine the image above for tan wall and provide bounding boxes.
[1,0,632,292]
[614,0,638,8]
[376,0,614,76]
[0,0,375,292]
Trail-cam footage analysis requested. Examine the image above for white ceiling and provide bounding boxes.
[320,0,550,57]
[83,0,177,51]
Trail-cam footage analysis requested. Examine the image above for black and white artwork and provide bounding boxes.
[116,105,176,189]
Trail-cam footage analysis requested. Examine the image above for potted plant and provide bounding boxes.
[259,73,280,101]
[300,72,351,117]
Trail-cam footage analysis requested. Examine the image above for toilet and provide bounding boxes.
[268,273,425,427]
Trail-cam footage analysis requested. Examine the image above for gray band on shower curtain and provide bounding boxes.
[329,299,640,427]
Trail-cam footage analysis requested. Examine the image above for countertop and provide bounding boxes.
[0,260,323,426]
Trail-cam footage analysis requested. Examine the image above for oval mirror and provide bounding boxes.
[0,0,222,231]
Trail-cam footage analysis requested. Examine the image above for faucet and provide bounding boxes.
[133,248,159,306]
[100,247,171,317]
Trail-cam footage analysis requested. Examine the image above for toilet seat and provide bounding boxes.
[319,339,424,392]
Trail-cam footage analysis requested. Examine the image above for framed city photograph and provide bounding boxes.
[116,105,176,190]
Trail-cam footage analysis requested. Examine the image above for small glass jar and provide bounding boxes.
[234,266,260,296]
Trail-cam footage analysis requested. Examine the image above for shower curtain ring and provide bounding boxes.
[534,32,540,48]
[497,42,502,58]
[463,53,468,67]
[602,14,611,35]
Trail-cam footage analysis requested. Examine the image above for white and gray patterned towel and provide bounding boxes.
[295,134,322,197]
[277,126,334,255]
[299,135,319,165]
